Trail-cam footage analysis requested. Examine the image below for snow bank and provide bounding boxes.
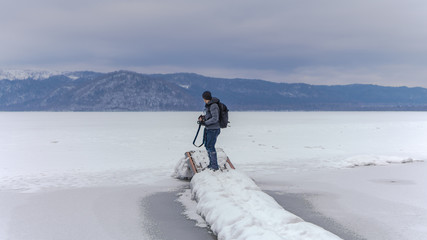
[190,170,342,240]
[177,189,208,228]
[343,155,416,168]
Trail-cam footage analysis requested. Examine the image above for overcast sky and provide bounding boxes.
[1,0,427,87]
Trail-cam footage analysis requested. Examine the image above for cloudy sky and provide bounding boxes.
[1,0,427,87]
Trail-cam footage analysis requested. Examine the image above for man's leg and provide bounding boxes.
[205,129,220,170]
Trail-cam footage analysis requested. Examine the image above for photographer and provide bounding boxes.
[198,91,221,170]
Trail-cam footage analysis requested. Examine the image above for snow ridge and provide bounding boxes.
[0,69,61,80]
[190,170,342,240]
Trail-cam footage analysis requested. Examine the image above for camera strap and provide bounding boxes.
[193,123,205,147]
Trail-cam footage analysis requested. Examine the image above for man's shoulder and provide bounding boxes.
[207,102,219,108]
[210,103,219,111]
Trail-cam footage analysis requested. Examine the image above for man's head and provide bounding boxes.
[202,91,212,103]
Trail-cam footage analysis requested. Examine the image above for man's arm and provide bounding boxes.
[204,104,219,126]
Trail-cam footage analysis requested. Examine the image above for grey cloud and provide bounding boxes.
[1,0,427,86]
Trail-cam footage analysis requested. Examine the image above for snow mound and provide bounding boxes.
[172,155,193,179]
[190,170,342,240]
[172,149,231,179]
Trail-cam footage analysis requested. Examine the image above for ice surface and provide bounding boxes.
[255,162,427,240]
[1,112,426,192]
[1,112,426,240]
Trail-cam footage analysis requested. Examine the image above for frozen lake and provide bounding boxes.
[1,112,426,181]
[1,112,427,239]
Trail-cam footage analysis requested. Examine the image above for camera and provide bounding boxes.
[197,115,206,125]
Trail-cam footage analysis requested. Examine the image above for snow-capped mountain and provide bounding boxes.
[0,71,199,111]
[0,69,63,81]
[1,70,427,111]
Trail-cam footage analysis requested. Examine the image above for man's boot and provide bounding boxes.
[208,151,219,170]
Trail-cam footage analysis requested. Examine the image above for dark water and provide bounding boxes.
[142,189,217,240]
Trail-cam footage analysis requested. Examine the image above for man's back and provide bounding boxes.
[204,97,221,129]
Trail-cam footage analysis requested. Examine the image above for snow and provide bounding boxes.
[0,69,61,80]
[67,75,80,80]
[173,154,194,179]
[0,69,84,81]
[177,189,208,228]
[0,112,427,239]
[1,112,425,182]
[172,149,233,179]
[342,155,416,167]
[178,84,190,89]
[190,169,342,240]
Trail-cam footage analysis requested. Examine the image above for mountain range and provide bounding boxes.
[1,70,427,111]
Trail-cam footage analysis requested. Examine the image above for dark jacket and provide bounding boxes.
[204,97,220,129]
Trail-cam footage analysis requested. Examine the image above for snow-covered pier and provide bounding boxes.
[174,150,342,240]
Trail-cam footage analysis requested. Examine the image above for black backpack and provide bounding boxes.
[217,101,229,128]
[193,101,229,147]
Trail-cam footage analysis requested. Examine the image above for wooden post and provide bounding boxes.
[186,152,198,174]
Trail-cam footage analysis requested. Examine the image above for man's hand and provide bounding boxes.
[198,115,206,125]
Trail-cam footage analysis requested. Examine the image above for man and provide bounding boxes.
[198,91,221,170]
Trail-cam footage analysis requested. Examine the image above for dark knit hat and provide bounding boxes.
[202,91,212,100]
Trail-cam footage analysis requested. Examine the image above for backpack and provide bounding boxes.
[217,101,229,128]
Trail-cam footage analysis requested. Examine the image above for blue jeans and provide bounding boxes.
[204,128,221,170]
